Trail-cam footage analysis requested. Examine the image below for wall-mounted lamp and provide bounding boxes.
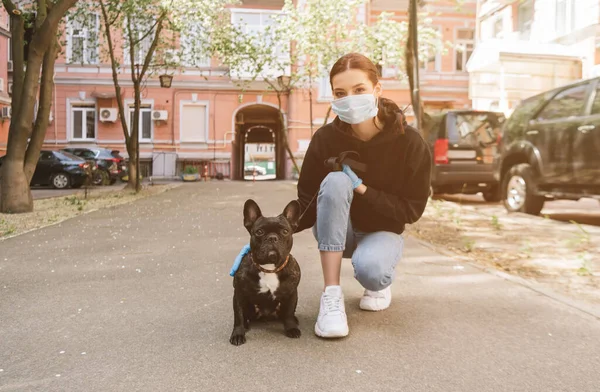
[78,91,86,100]
[191,93,198,103]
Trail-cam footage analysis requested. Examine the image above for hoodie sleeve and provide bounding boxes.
[295,132,327,233]
[358,132,432,226]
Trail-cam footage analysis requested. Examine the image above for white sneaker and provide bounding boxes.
[359,286,392,311]
[314,285,349,338]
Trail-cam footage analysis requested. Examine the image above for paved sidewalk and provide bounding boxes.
[1,182,599,392]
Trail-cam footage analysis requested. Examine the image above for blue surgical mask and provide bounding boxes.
[331,93,379,124]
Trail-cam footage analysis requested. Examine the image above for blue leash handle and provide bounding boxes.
[230,244,251,277]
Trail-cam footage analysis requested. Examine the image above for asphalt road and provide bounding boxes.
[1,182,599,391]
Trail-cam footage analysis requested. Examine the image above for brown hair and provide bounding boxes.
[329,53,406,134]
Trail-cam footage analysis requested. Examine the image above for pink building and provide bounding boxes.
[0,0,476,180]
[0,8,10,143]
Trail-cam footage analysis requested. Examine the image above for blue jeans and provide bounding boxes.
[312,172,404,291]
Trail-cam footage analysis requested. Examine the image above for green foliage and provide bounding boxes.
[183,165,199,175]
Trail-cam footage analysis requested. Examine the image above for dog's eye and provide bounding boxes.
[282,229,289,235]
[255,229,265,236]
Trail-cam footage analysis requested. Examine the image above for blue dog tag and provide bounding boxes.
[230,244,251,277]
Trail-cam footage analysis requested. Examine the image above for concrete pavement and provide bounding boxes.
[1,182,599,392]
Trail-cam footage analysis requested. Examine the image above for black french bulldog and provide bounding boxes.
[229,199,302,346]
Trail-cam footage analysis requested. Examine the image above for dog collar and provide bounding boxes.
[251,254,290,274]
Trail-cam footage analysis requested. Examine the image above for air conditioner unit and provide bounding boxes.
[2,106,12,119]
[8,83,12,95]
[152,110,168,121]
[99,108,118,122]
[7,61,13,72]
[0,78,4,92]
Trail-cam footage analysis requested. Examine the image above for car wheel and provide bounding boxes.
[482,185,501,203]
[502,164,545,215]
[92,171,105,186]
[51,173,71,189]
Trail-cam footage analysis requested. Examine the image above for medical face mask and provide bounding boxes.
[331,93,379,125]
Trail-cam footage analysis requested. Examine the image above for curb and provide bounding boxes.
[409,234,600,321]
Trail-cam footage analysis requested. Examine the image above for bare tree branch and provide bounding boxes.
[139,11,167,78]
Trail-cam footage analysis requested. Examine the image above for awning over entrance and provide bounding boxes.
[467,39,582,112]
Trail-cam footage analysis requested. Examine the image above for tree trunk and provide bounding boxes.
[275,92,300,176]
[322,105,332,128]
[25,37,59,182]
[406,0,423,133]
[0,158,33,213]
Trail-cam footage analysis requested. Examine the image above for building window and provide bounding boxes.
[181,25,211,68]
[517,0,534,39]
[420,27,442,72]
[128,104,153,141]
[455,28,474,72]
[67,14,99,64]
[71,104,96,140]
[493,17,503,38]
[230,9,289,77]
[555,0,576,36]
[180,102,209,142]
[124,19,153,65]
[318,76,333,101]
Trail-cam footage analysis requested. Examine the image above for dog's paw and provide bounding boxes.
[229,333,247,346]
[285,328,301,339]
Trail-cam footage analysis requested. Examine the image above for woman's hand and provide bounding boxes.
[342,165,365,194]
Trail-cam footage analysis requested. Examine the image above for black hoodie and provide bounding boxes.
[296,116,432,234]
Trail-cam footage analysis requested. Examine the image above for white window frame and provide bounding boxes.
[123,19,154,66]
[230,8,289,78]
[318,76,333,102]
[420,26,442,72]
[124,99,154,142]
[179,100,210,142]
[555,0,576,36]
[66,13,100,65]
[454,28,474,72]
[67,98,97,141]
[180,25,211,68]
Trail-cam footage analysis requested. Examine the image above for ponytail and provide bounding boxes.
[374,97,406,135]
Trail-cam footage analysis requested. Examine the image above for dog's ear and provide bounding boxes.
[244,199,262,231]
[282,200,301,230]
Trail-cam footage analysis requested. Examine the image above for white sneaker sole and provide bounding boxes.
[314,322,349,338]
[359,301,390,311]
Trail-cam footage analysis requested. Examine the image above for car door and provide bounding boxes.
[526,82,591,185]
[32,151,56,185]
[577,79,600,186]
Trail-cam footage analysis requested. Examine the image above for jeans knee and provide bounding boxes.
[320,172,352,200]
[353,260,394,291]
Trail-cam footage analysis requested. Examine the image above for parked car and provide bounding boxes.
[495,77,600,215]
[0,151,90,189]
[244,165,267,176]
[62,147,124,185]
[423,110,505,201]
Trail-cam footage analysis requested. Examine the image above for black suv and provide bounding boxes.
[496,77,600,215]
[424,110,505,201]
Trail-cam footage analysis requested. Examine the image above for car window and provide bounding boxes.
[535,83,589,121]
[446,112,504,144]
[590,82,600,115]
[39,152,54,160]
[77,150,96,159]
[55,151,84,161]
[96,150,114,159]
